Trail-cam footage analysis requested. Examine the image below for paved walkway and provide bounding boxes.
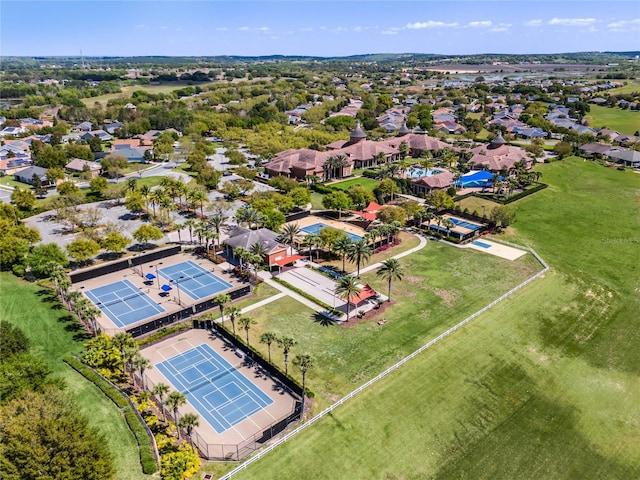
[239,291,286,314]
[357,233,427,275]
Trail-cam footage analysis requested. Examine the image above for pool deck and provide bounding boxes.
[467,239,527,260]
[287,215,367,240]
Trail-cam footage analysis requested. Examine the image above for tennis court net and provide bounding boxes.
[93,289,148,308]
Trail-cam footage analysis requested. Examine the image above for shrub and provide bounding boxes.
[136,322,192,348]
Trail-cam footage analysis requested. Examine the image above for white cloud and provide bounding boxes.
[525,19,543,27]
[406,21,458,29]
[381,29,398,35]
[258,26,271,33]
[469,21,492,28]
[607,18,640,31]
[215,27,228,32]
[238,26,250,31]
[299,27,313,32]
[548,17,596,27]
[491,23,512,32]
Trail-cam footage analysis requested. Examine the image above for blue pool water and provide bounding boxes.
[408,168,443,179]
[301,222,362,241]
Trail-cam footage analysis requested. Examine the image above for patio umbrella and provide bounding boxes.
[161,284,172,292]
[145,273,156,280]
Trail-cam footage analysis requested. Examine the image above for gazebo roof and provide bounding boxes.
[350,121,367,140]
[490,132,507,146]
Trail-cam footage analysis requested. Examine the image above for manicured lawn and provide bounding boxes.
[310,192,325,210]
[584,105,640,135]
[231,156,640,479]
[605,82,640,95]
[233,241,539,411]
[0,273,150,480]
[329,177,380,192]
[455,195,502,216]
[197,281,280,320]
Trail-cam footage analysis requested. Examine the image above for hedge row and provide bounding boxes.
[215,323,314,399]
[271,277,341,316]
[310,183,336,194]
[472,183,548,205]
[136,322,192,348]
[64,357,158,475]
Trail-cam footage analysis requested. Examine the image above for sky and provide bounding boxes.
[1,1,639,57]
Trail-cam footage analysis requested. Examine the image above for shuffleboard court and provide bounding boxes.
[158,261,232,300]
[156,343,273,434]
[85,279,164,328]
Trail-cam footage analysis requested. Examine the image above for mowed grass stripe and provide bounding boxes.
[0,273,150,480]
[228,157,640,480]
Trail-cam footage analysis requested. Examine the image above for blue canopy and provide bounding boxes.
[160,284,172,292]
[145,273,156,280]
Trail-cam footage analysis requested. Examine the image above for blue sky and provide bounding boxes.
[1,1,638,57]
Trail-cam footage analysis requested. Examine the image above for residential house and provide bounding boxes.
[73,121,93,132]
[578,143,613,158]
[411,170,455,195]
[605,149,640,169]
[65,158,102,177]
[81,130,113,142]
[104,121,124,135]
[0,126,25,137]
[13,165,58,187]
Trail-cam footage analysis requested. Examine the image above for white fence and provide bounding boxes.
[218,242,549,480]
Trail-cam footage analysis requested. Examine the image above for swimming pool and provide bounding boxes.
[407,168,443,179]
[472,240,492,249]
[300,222,362,241]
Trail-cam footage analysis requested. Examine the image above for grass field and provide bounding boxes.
[329,177,380,192]
[0,273,150,480]
[228,156,640,480]
[584,105,640,135]
[455,195,502,216]
[605,82,640,95]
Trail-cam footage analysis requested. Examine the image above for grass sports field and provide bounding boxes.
[584,105,640,135]
[0,274,151,480]
[81,82,217,106]
[226,157,640,480]
[329,177,380,192]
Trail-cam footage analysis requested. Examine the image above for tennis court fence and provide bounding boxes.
[143,374,302,462]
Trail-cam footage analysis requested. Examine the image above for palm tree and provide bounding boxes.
[249,241,267,259]
[333,236,352,273]
[279,223,300,256]
[49,264,67,296]
[214,294,231,323]
[293,354,314,414]
[139,185,151,213]
[132,354,152,390]
[376,258,404,302]
[309,234,324,261]
[165,391,187,434]
[152,382,170,421]
[333,154,350,179]
[245,207,263,229]
[202,230,218,256]
[386,221,402,244]
[373,151,387,166]
[227,306,241,338]
[277,336,297,376]
[184,219,197,244]
[335,275,361,322]
[259,332,278,363]
[125,177,138,195]
[233,246,250,272]
[194,220,208,246]
[187,189,208,218]
[347,240,372,277]
[178,413,200,446]
[238,317,256,348]
[122,346,139,374]
[81,302,101,336]
[322,156,336,181]
[149,188,167,217]
[112,332,135,366]
[158,196,175,229]
[207,213,226,250]
[443,218,455,238]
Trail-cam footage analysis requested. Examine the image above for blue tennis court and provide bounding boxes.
[472,240,492,249]
[449,217,484,231]
[301,222,362,241]
[85,279,164,327]
[156,343,273,434]
[158,261,232,300]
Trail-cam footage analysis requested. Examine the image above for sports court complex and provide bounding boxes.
[289,214,367,243]
[141,329,299,460]
[73,250,242,335]
[424,213,488,240]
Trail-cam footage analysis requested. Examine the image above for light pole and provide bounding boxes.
[171,275,184,306]
[150,262,163,288]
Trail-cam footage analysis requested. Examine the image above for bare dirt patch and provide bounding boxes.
[341,300,394,328]
[431,287,457,307]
